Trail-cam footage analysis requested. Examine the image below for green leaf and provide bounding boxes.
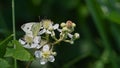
[0,34,13,58]
[4,48,14,57]
[94,60,104,68]
[106,11,120,24]
[0,58,10,68]
[4,40,34,61]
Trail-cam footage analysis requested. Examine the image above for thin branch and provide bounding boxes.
[26,61,32,68]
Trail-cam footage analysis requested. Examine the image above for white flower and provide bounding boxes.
[39,24,59,35]
[19,36,41,49]
[34,44,55,65]
[39,20,59,35]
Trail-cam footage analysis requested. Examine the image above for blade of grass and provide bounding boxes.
[85,0,110,49]
[12,0,17,68]
[85,0,118,68]
[86,0,111,68]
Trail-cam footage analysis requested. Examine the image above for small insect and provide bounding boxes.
[21,22,42,37]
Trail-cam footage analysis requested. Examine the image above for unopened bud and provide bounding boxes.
[70,41,74,44]
[60,22,66,27]
[62,27,68,32]
[52,52,57,56]
[74,33,80,39]
[72,23,76,27]
[66,20,73,28]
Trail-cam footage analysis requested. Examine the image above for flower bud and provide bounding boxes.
[74,33,80,39]
[70,41,74,44]
[72,23,76,27]
[60,22,66,27]
[52,52,57,56]
[62,27,68,32]
[66,20,73,28]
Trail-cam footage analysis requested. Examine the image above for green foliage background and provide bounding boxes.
[0,0,120,68]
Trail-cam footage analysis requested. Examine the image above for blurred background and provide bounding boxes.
[0,0,120,68]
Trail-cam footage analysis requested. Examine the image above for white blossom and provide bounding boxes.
[34,44,55,65]
[19,36,41,49]
[39,20,59,35]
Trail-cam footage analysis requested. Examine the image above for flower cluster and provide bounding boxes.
[19,20,80,64]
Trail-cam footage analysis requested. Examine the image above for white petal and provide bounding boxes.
[57,29,62,32]
[67,33,73,38]
[39,29,46,35]
[49,23,53,27]
[23,44,31,48]
[48,55,55,62]
[40,59,47,65]
[53,24,59,29]
[33,36,41,43]
[19,39,26,45]
[46,30,51,34]
[43,44,49,51]
[31,43,38,48]
[51,31,55,36]
[34,50,41,58]
[36,45,42,49]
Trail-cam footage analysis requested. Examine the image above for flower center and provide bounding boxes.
[24,35,33,43]
[42,20,53,29]
[42,51,51,58]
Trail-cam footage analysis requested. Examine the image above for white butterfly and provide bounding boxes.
[21,22,42,37]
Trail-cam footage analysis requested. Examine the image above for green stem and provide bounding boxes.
[12,0,17,68]
[45,33,49,41]
[12,0,16,40]
[52,38,63,45]
[26,61,32,68]
[0,34,14,45]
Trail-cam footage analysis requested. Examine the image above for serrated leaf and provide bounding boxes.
[4,40,34,61]
[0,58,10,68]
